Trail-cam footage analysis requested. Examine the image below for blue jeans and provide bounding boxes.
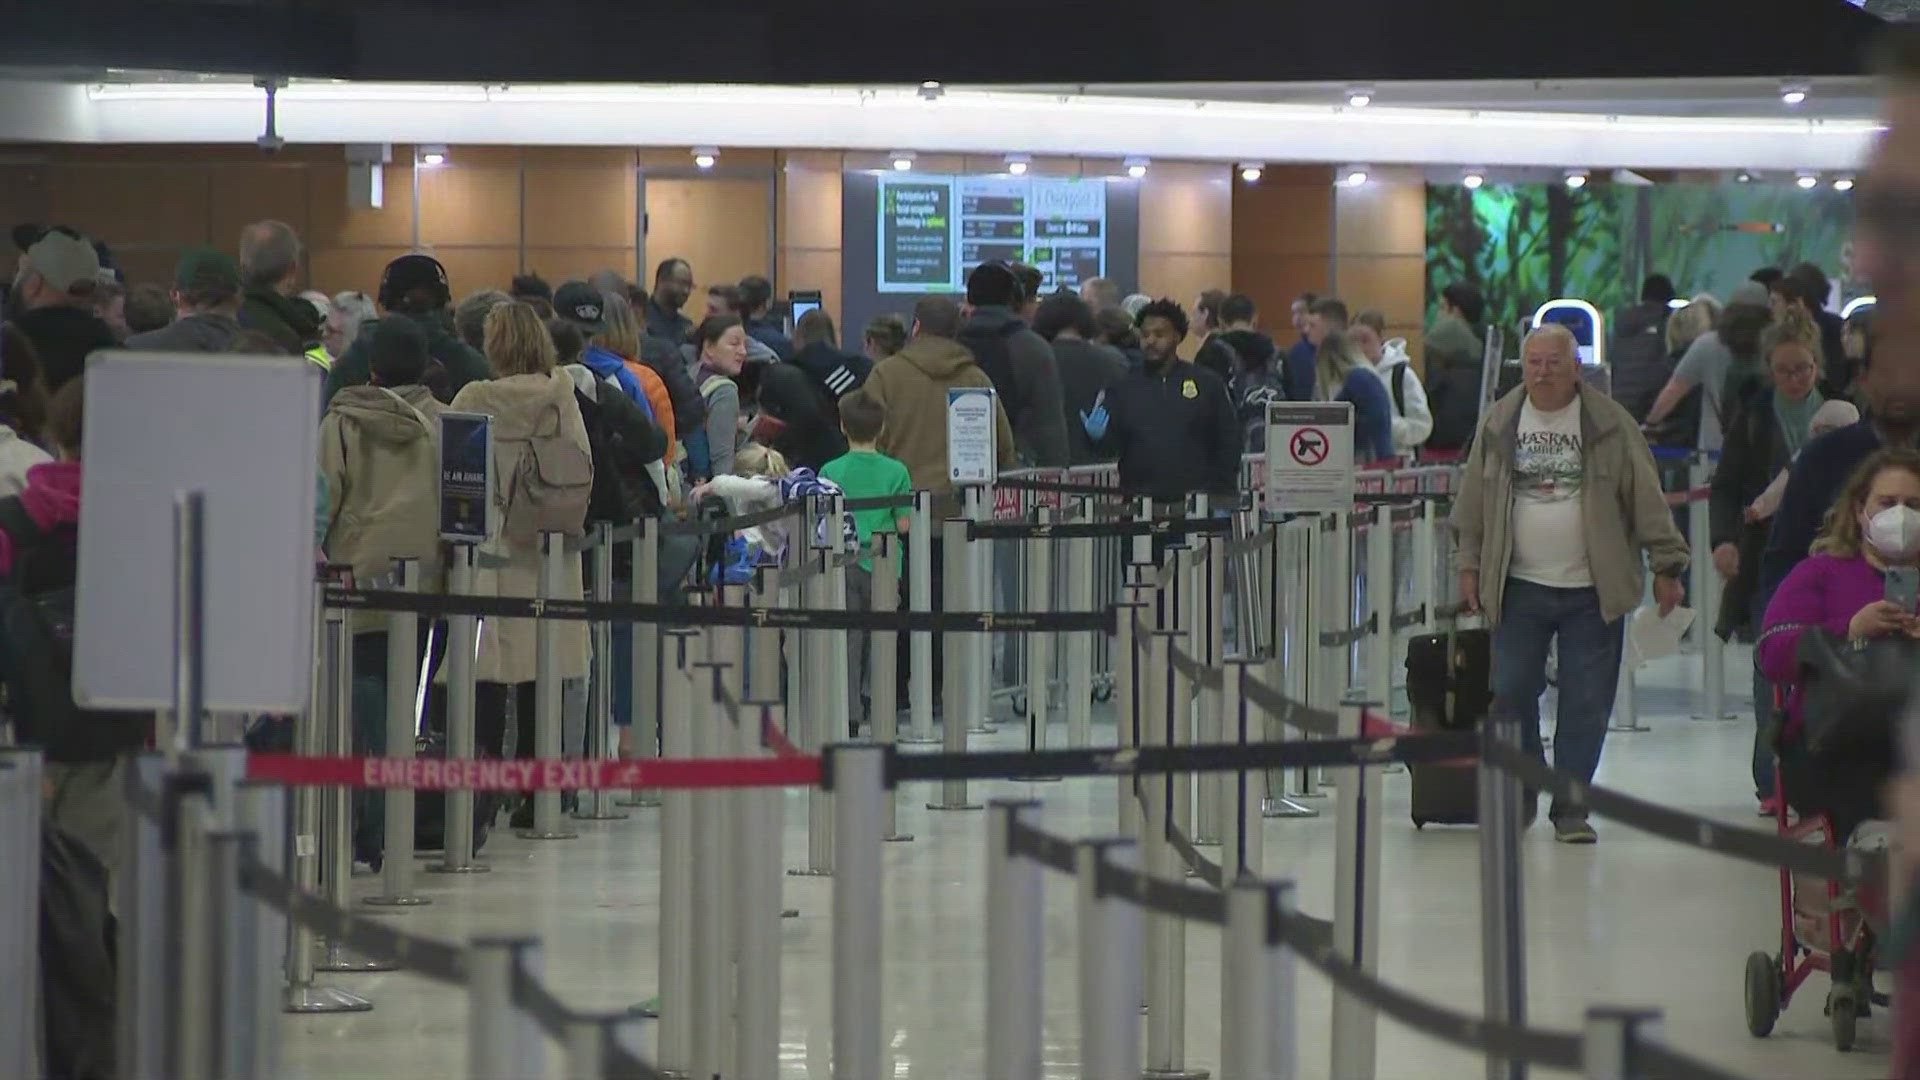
[1491,578,1624,821]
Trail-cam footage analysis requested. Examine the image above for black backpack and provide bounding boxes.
[956,319,1026,422]
[0,498,150,763]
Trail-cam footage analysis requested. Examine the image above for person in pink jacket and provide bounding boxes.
[1758,447,1920,841]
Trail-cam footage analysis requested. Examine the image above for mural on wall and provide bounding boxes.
[1425,183,1858,337]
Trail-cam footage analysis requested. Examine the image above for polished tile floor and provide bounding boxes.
[282,647,1892,1079]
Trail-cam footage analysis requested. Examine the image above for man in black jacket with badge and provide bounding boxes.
[1079,297,1240,501]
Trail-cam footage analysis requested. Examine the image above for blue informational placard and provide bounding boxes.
[439,411,491,544]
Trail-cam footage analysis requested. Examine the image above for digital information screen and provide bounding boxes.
[877,173,1108,294]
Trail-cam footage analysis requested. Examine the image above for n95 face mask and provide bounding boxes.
[1866,504,1920,561]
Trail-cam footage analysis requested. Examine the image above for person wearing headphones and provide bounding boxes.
[322,253,493,407]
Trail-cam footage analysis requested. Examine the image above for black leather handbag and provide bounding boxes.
[1793,628,1913,763]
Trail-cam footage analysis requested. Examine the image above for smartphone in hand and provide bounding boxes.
[1888,565,1920,614]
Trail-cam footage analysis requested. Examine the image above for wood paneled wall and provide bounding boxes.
[1334,164,1429,366]
[1231,165,1335,342]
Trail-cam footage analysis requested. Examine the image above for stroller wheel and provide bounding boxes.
[1830,985,1858,1051]
[1744,951,1780,1038]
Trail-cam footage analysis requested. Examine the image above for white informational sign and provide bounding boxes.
[76,352,321,712]
[946,385,997,485]
[1264,401,1355,515]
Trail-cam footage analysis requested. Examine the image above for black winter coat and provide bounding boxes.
[1710,387,1793,640]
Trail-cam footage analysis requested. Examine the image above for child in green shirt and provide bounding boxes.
[820,390,911,735]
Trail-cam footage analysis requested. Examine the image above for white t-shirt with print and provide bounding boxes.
[1508,395,1591,588]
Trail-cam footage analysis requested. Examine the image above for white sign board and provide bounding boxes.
[76,352,321,712]
[946,385,997,485]
[1264,401,1354,515]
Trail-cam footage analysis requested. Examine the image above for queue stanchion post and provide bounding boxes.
[1582,1006,1662,1080]
[1168,547,1200,848]
[1367,504,1402,774]
[0,749,42,1080]
[1066,495,1095,749]
[1480,711,1529,1080]
[820,493,852,738]
[986,799,1045,1079]
[163,774,217,1080]
[1330,698,1381,1080]
[284,613,371,994]
[1295,519,1334,802]
[1024,503,1055,760]
[928,515,983,812]
[618,516,663,807]
[796,545,838,873]
[1221,880,1293,1080]
[1415,499,1438,635]
[518,532,577,840]
[465,937,543,1080]
[966,484,996,735]
[1270,880,1302,1078]
[233,780,287,1076]
[869,532,913,841]
[749,565,780,702]
[1217,660,1261,878]
[1689,454,1730,721]
[316,604,396,973]
[430,543,489,875]
[736,699,786,1077]
[1267,521,1318,819]
[121,753,174,1062]
[208,829,264,1079]
[1114,598,1146,838]
[576,523,626,821]
[903,490,939,745]
[830,743,889,1080]
[1143,628,1205,1080]
[655,629,701,1075]
[366,557,431,906]
[690,658,737,1078]
[1078,839,1144,1080]
[1195,496,1225,844]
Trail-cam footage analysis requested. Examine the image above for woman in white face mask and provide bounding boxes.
[1758,450,1920,821]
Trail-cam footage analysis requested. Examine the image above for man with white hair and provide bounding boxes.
[1450,323,1688,843]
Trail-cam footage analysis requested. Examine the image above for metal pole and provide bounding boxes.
[986,799,1045,1080]
[1025,504,1054,753]
[1330,699,1380,1080]
[1067,496,1095,749]
[1077,839,1143,1080]
[519,532,575,839]
[904,489,939,744]
[172,490,206,750]
[233,780,286,1077]
[619,516,663,807]
[1691,454,1729,721]
[870,533,912,842]
[1367,504,1393,716]
[831,744,888,1080]
[1114,599,1143,837]
[367,558,429,907]
[207,830,263,1080]
[0,750,41,1080]
[748,564,780,699]
[577,523,626,821]
[656,629,700,1075]
[1217,660,1261,879]
[797,549,837,873]
[1271,879,1301,1079]
[966,484,995,735]
[1221,880,1292,1080]
[736,700,786,1079]
[122,752,177,1068]
[1582,1007,1662,1080]
[822,493,852,742]
[690,657,735,1080]
[1269,522,1320,816]
[1415,500,1438,636]
[1143,630,1203,1079]
[466,937,543,1080]
[929,515,982,811]
[430,543,488,875]
[1480,712,1529,1080]
[315,606,396,974]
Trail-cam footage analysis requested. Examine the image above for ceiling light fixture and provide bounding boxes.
[1346,84,1374,108]
[1462,170,1485,190]
[1780,80,1810,106]
[1004,153,1031,176]
[890,150,915,171]
[1341,165,1369,187]
[1125,156,1149,179]
[1735,170,1754,183]
[1833,175,1855,192]
[692,146,718,169]
[1796,171,1819,189]
[417,144,448,167]
[1563,168,1588,189]
[918,80,944,102]
[1238,162,1264,182]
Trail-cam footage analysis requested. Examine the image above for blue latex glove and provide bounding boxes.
[1080,404,1109,441]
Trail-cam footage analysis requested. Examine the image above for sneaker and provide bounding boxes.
[1758,795,1781,818]
[1552,817,1597,844]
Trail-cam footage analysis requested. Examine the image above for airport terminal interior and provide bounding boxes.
[3,1,1919,1078]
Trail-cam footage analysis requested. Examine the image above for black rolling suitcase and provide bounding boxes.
[1405,623,1491,827]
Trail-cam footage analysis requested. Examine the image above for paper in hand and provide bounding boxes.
[1627,604,1695,667]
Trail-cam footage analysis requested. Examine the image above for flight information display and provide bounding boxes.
[877,173,1107,293]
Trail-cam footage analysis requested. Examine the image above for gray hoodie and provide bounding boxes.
[124,312,242,353]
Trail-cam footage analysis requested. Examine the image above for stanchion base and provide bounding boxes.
[284,985,372,1014]
[1286,789,1329,800]
[627,998,660,1019]
[613,792,661,807]
[1262,798,1321,819]
[425,861,492,875]
[1012,774,1063,783]
[1191,835,1221,847]
[895,733,942,745]
[362,894,431,908]
[788,867,833,878]
[1143,1068,1210,1079]
[781,908,799,918]
[925,801,985,811]
[1689,713,1737,722]
[514,828,581,840]
[1381,762,1406,775]
[1608,721,1651,733]
[884,832,915,842]
[966,723,997,735]
[570,808,630,821]
[315,948,400,973]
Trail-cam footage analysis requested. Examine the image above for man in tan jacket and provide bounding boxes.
[860,294,1016,507]
[1451,324,1688,843]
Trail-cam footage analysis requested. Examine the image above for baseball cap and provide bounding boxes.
[23,230,101,296]
[552,281,608,332]
[173,247,241,296]
[377,253,451,310]
[1730,281,1771,307]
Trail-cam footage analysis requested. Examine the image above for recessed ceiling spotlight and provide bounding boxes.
[890,151,915,171]
[1346,84,1374,108]
[1780,80,1809,106]
[1735,170,1754,183]
[1125,156,1150,179]
[692,146,718,170]
[1833,176,1855,192]
[918,80,944,102]
[1238,162,1264,182]
[1563,169,1589,189]
[1341,166,1369,187]
[1796,171,1820,190]
[1004,153,1031,176]
[1462,170,1485,190]
[417,144,448,167]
